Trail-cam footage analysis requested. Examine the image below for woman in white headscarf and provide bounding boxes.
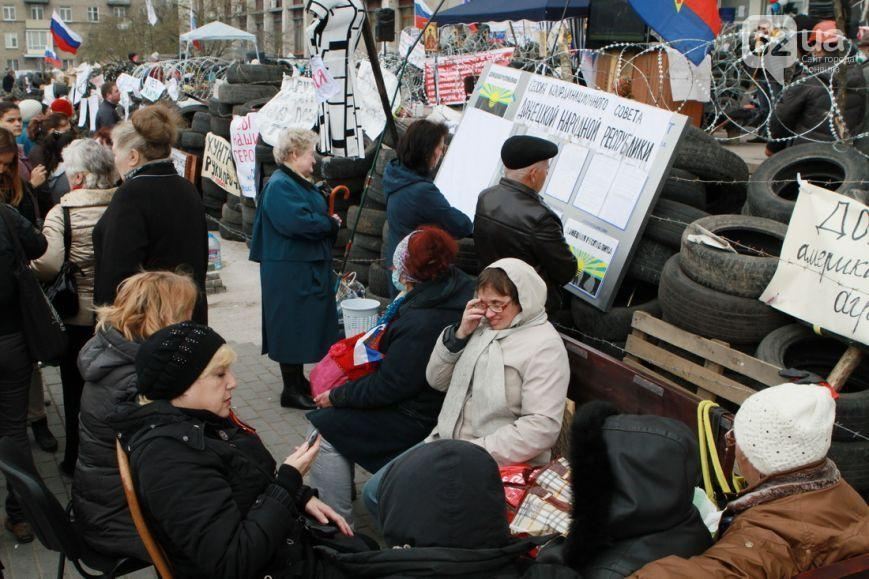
[361,258,570,519]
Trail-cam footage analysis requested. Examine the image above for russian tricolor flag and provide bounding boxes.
[627,0,721,65]
[414,0,432,30]
[44,48,62,68]
[50,10,82,55]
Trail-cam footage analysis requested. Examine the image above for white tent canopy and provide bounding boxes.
[180,21,259,56]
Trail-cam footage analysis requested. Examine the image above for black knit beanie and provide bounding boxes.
[135,322,226,400]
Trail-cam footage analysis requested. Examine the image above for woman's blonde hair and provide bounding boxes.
[112,103,179,163]
[139,344,236,405]
[273,128,317,165]
[95,271,198,341]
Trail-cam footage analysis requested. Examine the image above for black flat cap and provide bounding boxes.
[500,135,559,170]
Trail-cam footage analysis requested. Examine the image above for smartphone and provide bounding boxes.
[305,429,320,449]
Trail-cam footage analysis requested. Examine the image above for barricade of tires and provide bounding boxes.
[754,324,869,496]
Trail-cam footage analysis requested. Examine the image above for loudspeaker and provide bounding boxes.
[586,0,649,49]
[375,8,395,43]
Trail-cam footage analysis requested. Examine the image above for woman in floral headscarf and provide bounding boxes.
[306,226,474,527]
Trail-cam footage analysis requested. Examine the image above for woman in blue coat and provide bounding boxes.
[249,129,341,409]
[384,120,472,296]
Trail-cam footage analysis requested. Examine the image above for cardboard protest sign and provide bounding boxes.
[230,113,259,199]
[140,76,165,102]
[202,133,242,197]
[255,77,318,147]
[424,48,514,105]
[760,181,869,346]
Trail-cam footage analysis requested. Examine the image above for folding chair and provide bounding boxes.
[115,440,174,579]
[0,438,149,579]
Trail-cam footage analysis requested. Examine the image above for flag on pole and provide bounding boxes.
[50,10,83,55]
[146,0,158,26]
[626,0,721,65]
[44,48,62,68]
[189,8,202,50]
[414,0,432,29]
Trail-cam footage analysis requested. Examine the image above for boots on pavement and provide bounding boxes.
[30,418,58,452]
[279,363,316,410]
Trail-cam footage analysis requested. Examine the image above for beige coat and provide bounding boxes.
[426,258,569,466]
[32,188,116,326]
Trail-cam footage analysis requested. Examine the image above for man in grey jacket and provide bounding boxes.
[95,82,121,132]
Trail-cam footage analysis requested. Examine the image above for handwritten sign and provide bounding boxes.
[424,48,515,105]
[310,55,340,103]
[140,76,166,102]
[202,133,242,197]
[760,181,869,346]
[254,77,318,147]
[230,112,259,199]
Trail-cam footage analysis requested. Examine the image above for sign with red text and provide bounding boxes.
[311,55,340,103]
[424,48,514,105]
[760,181,869,346]
[230,112,259,199]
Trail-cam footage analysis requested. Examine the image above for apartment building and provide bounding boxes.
[184,0,466,59]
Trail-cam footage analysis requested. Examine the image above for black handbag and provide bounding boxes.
[45,206,81,318]
[0,205,67,364]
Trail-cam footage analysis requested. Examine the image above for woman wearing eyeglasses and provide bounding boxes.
[361,257,570,519]
[424,257,569,466]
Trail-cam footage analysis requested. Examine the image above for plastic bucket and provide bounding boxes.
[340,298,380,337]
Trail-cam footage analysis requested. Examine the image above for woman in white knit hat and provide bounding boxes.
[631,383,868,578]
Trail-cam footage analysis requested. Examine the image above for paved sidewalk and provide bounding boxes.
[1,239,377,578]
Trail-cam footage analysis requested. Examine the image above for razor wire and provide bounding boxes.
[131,57,231,101]
[387,23,868,154]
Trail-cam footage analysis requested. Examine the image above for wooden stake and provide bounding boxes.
[827,346,864,392]
[359,7,399,148]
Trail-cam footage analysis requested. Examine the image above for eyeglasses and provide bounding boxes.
[479,299,512,314]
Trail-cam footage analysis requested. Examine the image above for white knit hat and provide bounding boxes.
[734,383,835,476]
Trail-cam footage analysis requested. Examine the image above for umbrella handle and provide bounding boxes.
[328,185,351,215]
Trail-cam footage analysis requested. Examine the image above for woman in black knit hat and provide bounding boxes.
[111,322,351,579]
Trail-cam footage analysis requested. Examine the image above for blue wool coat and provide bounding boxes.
[249,166,338,364]
[383,160,473,271]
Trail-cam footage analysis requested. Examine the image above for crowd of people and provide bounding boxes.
[0,82,866,579]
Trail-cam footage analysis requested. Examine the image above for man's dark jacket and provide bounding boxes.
[92,160,208,323]
[768,62,866,153]
[474,178,577,305]
[95,99,120,131]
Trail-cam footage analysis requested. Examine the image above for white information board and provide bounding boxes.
[435,64,688,311]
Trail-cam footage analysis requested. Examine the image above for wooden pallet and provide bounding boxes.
[624,311,783,406]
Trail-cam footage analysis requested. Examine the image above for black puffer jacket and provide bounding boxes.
[768,62,867,153]
[72,326,147,561]
[320,440,542,578]
[474,178,576,308]
[560,402,713,578]
[111,401,313,579]
[0,203,47,336]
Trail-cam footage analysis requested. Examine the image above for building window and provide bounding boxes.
[2,6,15,21]
[30,6,44,20]
[25,30,50,51]
[87,6,99,22]
[293,14,303,55]
[113,6,126,18]
[4,33,16,49]
[63,59,73,68]
[6,59,18,70]
[59,6,72,21]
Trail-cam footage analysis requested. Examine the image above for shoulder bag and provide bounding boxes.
[45,206,81,318]
[0,205,67,364]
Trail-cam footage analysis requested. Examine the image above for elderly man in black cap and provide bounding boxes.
[474,135,577,312]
